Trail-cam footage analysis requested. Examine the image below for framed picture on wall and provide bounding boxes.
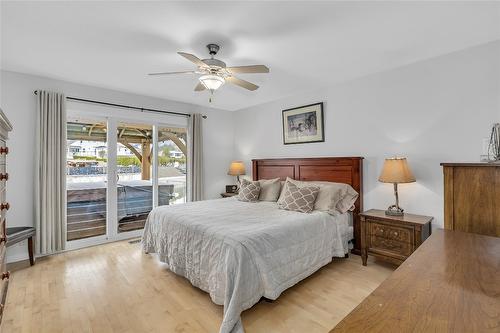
[282,102,324,144]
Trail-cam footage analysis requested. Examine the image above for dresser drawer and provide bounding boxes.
[0,242,7,281]
[368,221,413,243]
[0,142,6,166]
[0,184,8,223]
[0,218,4,240]
[369,235,414,258]
[0,164,6,198]
[0,277,8,322]
[0,243,8,323]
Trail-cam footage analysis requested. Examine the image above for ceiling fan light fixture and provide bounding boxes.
[199,74,225,91]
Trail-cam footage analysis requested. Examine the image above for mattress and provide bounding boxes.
[142,197,353,333]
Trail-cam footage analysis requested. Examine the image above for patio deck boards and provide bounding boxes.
[67,184,174,241]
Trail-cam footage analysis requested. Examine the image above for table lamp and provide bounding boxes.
[227,161,246,189]
[378,157,416,216]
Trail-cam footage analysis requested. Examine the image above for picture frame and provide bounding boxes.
[282,102,324,145]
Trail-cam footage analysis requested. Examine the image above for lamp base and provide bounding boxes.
[235,175,241,192]
[385,205,404,216]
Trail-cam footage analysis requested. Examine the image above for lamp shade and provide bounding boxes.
[228,161,246,176]
[378,157,416,184]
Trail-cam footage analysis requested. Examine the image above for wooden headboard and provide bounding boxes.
[252,157,364,255]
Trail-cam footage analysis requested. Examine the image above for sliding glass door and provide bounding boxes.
[66,116,108,242]
[157,125,187,205]
[115,122,154,234]
[65,113,187,248]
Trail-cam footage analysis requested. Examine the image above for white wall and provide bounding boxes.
[233,41,500,229]
[0,70,234,262]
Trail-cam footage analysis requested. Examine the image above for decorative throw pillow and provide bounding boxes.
[258,178,281,202]
[277,181,320,213]
[336,185,359,213]
[238,179,261,202]
[281,178,358,214]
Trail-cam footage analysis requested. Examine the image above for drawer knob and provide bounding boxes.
[0,173,8,181]
[1,272,9,280]
[0,203,9,211]
[0,147,8,155]
[394,232,398,236]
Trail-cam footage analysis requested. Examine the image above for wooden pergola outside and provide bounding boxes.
[67,122,187,180]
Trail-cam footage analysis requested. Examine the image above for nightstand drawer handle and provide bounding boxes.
[0,147,8,155]
[0,203,9,211]
[1,271,9,280]
[394,232,398,236]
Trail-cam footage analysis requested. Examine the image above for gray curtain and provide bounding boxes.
[187,113,204,201]
[35,90,67,254]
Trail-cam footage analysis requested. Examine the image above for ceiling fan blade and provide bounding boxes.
[178,52,208,68]
[148,70,197,76]
[194,82,206,92]
[226,76,259,91]
[226,65,269,74]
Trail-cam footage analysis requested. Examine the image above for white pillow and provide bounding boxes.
[258,178,281,202]
[281,177,358,214]
[336,185,359,213]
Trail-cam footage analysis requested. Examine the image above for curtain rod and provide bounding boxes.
[33,90,207,119]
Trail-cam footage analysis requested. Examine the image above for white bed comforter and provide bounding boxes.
[142,197,351,333]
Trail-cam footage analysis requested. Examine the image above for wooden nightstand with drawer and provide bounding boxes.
[360,209,433,266]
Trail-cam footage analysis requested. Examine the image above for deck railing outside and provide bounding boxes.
[67,165,186,241]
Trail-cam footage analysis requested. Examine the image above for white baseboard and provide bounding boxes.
[6,232,142,264]
[6,252,30,264]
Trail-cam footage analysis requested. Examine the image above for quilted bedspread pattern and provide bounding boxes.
[142,198,350,333]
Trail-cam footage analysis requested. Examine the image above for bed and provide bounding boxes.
[142,157,363,333]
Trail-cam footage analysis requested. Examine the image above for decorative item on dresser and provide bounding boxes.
[360,209,432,266]
[480,123,500,162]
[0,108,12,324]
[441,162,500,237]
[378,157,416,216]
[331,230,500,333]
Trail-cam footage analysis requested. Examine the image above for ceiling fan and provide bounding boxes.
[149,43,269,101]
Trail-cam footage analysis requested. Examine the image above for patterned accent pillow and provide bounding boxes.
[277,181,320,213]
[282,177,358,214]
[238,179,261,202]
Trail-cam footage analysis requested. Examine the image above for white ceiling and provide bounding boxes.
[1,1,500,111]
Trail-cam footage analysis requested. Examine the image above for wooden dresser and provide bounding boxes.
[331,229,500,333]
[441,163,500,237]
[0,109,12,323]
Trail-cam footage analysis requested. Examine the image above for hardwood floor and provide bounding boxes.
[1,240,394,333]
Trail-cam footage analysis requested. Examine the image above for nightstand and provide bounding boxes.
[360,209,433,266]
[220,192,238,198]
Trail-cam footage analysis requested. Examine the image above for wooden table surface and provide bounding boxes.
[331,229,500,333]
